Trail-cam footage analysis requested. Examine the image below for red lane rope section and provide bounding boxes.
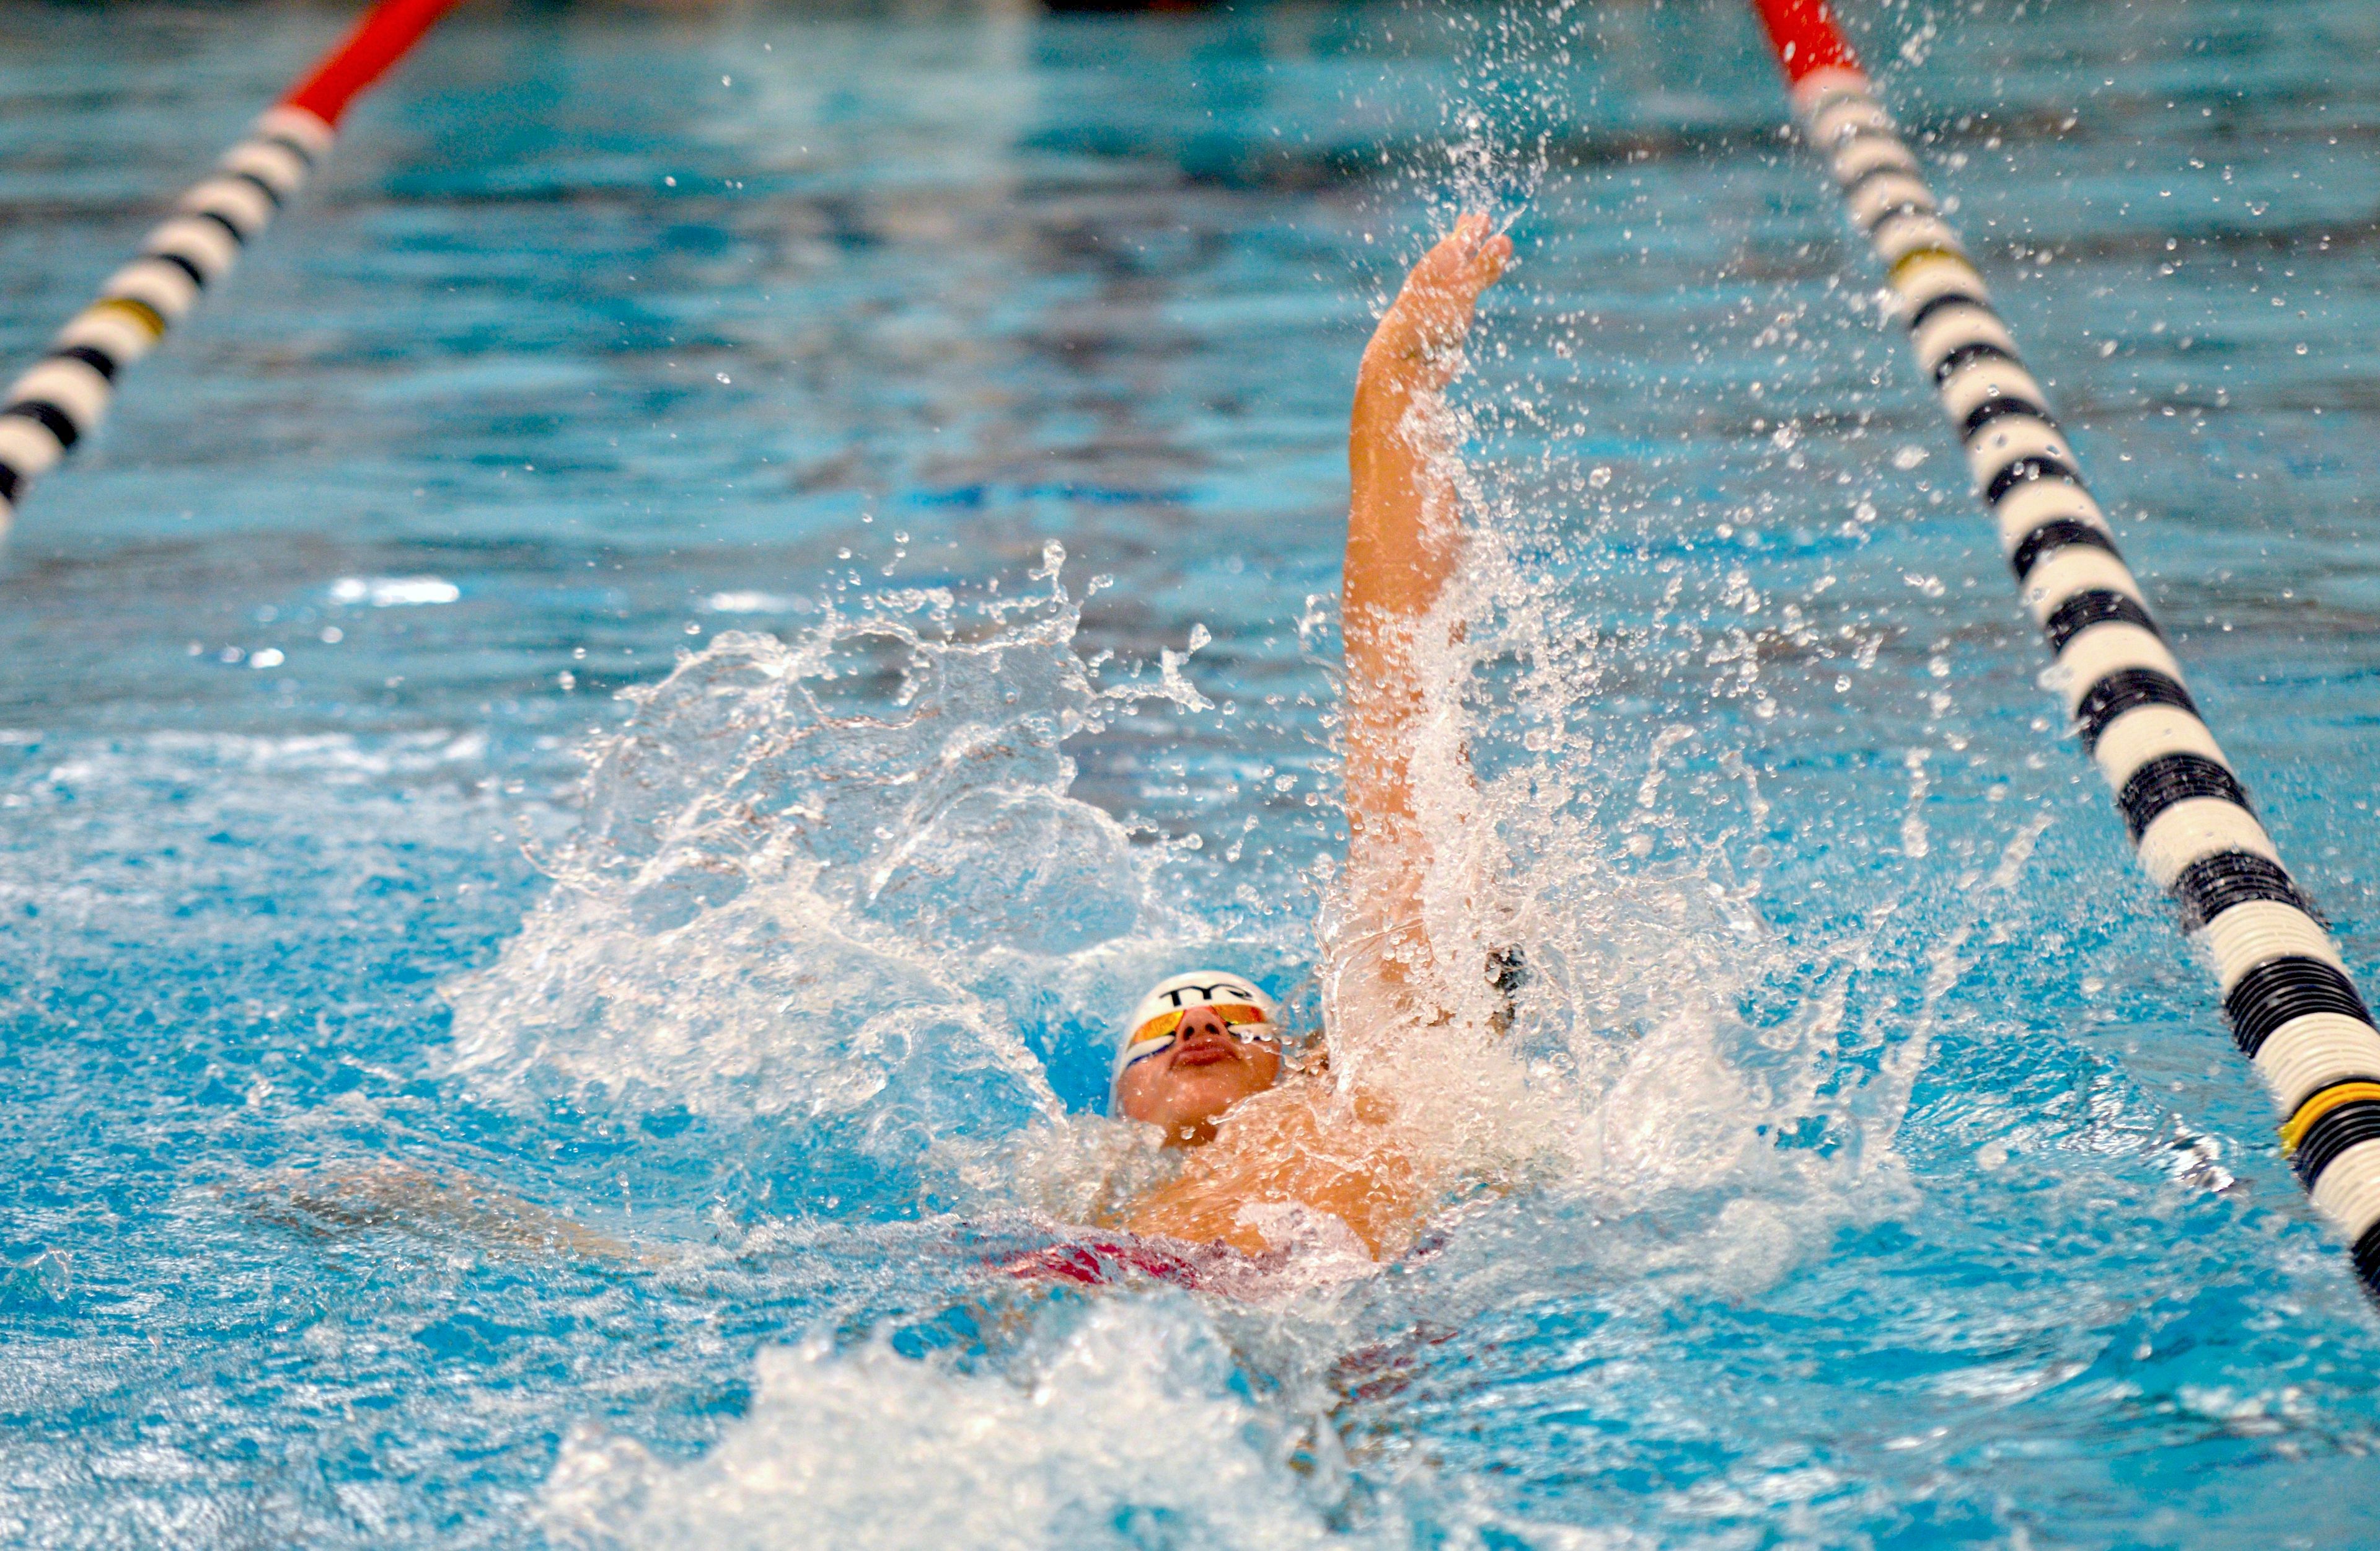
[1748,0,1862,82]
[280,0,465,127]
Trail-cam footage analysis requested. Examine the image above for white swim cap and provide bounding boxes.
[1108,970,1282,1103]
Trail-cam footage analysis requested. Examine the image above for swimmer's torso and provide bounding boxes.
[1116,1076,1420,1259]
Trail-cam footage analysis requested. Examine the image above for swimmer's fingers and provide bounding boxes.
[1367,213,1512,387]
[1470,228,1514,294]
[1436,211,1511,290]
[1411,214,1510,306]
[1437,232,1512,327]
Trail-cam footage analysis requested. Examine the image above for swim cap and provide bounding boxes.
[1108,970,1282,1105]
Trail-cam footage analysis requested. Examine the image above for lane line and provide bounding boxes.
[1747,0,2380,1304]
[0,0,462,536]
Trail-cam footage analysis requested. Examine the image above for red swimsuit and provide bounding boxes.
[998,1232,1283,1293]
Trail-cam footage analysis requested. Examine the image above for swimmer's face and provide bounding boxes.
[1113,1005,1283,1147]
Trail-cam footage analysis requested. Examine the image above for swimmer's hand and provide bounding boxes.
[1360,212,1513,394]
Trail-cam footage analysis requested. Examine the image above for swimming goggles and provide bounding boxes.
[1119,1004,1280,1069]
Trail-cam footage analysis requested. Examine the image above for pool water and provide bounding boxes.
[4,0,2379,1544]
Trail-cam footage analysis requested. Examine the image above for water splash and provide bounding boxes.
[540,1299,1346,1551]
[440,554,1264,1189]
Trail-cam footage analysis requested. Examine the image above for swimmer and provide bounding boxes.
[1091,214,1512,1266]
[265,218,1510,1281]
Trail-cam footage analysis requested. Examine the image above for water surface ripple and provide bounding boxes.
[2,0,2378,1545]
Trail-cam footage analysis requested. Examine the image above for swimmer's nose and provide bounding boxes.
[1174,1009,1235,1048]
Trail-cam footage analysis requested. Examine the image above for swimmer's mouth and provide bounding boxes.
[1170,1035,1239,1067]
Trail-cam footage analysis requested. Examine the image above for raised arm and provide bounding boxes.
[1342,215,1510,937]
[1114,221,1512,1264]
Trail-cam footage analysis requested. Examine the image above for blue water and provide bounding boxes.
[4,0,2379,1544]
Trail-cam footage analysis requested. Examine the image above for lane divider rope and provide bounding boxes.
[1748,0,2380,1304]
[0,0,462,537]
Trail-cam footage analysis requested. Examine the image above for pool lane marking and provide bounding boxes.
[0,0,462,537]
[1748,0,2380,1305]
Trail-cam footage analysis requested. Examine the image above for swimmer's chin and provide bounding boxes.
[1131,1072,1310,1149]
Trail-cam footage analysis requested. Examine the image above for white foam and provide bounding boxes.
[540,1301,1344,1550]
[439,565,1233,1160]
[701,590,814,615]
[330,575,461,607]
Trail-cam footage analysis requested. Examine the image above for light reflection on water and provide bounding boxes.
[2,0,2378,1545]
